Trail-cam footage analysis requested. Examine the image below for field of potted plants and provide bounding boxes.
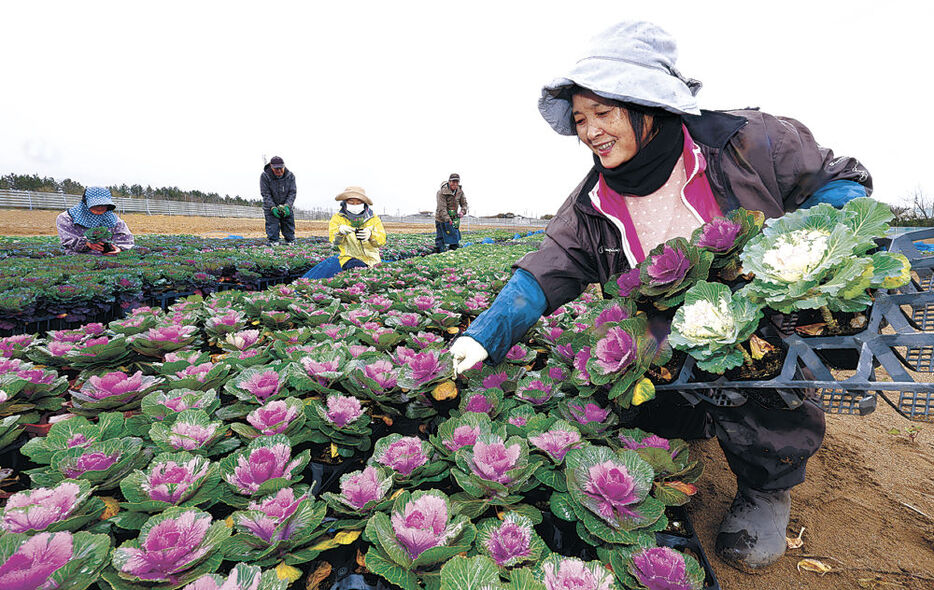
[0,230,525,333]
[0,198,920,590]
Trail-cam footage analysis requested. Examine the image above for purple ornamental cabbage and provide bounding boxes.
[573,347,592,384]
[592,327,636,374]
[505,345,528,362]
[469,440,520,485]
[168,421,220,451]
[547,366,569,381]
[444,425,481,452]
[325,394,363,428]
[81,370,156,401]
[226,330,261,351]
[615,268,643,298]
[226,442,303,495]
[515,379,555,405]
[247,401,300,436]
[363,360,399,390]
[482,514,538,567]
[647,245,690,285]
[481,372,509,390]
[111,510,218,582]
[238,488,307,543]
[143,458,211,503]
[145,324,198,344]
[568,402,611,425]
[542,556,615,590]
[241,371,282,402]
[632,546,694,590]
[390,493,449,559]
[62,452,118,478]
[339,466,387,510]
[464,393,494,414]
[0,532,73,590]
[583,461,640,521]
[406,351,446,385]
[529,429,582,463]
[378,437,428,476]
[594,304,630,328]
[695,218,742,252]
[620,434,671,452]
[0,482,82,533]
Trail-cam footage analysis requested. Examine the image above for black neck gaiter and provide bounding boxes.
[594,116,684,196]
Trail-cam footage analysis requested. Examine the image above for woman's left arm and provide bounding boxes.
[765,114,872,212]
[110,219,135,251]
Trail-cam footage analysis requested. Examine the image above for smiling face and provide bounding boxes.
[572,90,652,168]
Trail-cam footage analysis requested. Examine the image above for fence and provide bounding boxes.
[0,189,549,227]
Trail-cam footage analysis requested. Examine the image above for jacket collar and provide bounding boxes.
[683,109,747,149]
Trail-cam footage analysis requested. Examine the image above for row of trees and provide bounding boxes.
[0,173,261,207]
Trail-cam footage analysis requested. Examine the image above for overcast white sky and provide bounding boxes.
[1,1,930,218]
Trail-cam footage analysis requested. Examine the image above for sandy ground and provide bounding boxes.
[0,209,512,238]
[2,211,933,589]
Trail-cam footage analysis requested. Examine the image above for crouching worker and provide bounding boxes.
[302,186,386,280]
[57,187,134,255]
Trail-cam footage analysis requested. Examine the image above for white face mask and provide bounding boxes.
[346,203,365,214]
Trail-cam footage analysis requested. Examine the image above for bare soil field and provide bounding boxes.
[1,211,933,589]
[0,209,514,238]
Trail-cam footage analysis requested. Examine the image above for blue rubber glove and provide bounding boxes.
[463,268,547,365]
[799,180,867,210]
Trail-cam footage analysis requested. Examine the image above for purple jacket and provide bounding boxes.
[515,109,872,314]
[56,211,135,255]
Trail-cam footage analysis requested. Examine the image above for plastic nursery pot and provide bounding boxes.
[302,537,393,590]
[536,512,596,561]
[305,451,364,496]
[655,506,722,590]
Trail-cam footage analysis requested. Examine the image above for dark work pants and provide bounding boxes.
[633,391,826,491]
[341,258,368,271]
[264,209,295,243]
[434,222,459,252]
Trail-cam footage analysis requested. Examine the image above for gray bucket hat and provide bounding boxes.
[539,21,703,136]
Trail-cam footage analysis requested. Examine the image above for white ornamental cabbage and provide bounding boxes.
[740,198,910,314]
[759,229,830,283]
[669,281,763,374]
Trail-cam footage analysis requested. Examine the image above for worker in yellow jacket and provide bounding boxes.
[328,186,387,270]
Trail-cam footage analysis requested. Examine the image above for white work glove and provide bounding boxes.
[338,225,354,235]
[450,336,489,376]
[356,227,373,241]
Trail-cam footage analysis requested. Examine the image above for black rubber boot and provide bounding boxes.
[715,486,791,572]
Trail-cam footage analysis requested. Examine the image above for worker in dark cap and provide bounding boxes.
[260,155,297,245]
[434,173,468,253]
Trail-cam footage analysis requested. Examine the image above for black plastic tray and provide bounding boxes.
[656,229,934,423]
[657,505,721,590]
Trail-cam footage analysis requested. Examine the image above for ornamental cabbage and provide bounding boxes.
[669,281,764,373]
[740,198,910,316]
[0,531,110,590]
[364,490,476,590]
[107,508,230,587]
[0,479,104,534]
[638,238,713,310]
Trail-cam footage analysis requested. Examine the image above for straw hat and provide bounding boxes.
[335,186,372,206]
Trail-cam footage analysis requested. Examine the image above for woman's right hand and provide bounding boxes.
[338,225,354,235]
[450,336,489,376]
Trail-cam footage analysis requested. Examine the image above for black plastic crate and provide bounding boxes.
[655,330,934,422]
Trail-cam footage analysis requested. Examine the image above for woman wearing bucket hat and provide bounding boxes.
[305,186,386,277]
[450,21,872,573]
[56,187,135,255]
